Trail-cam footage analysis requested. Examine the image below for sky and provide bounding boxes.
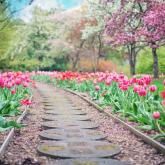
[10,0,84,11]
[58,0,83,9]
[10,0,84,22]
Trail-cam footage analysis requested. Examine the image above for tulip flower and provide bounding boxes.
[163,80,165,86]
[149,85,157,92]
[105,79,112,86]
[15,78,21,85]
[162,100,165,107]
[6,83,13,89]
[134,85,140,93]
[23,82,28,88]
[95,85,100,91]
[120,85,128,91]
[20,99,32,106]
[161,91,165,99]
[153,111,160,119]
[138,87,147,96]
[11,89,16,95]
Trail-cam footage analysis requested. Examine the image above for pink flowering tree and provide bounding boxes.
[138,1,165,78]
[103,0,165,78]
[104,0,146,75]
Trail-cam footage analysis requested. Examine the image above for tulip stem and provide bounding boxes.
[156,120,165,135]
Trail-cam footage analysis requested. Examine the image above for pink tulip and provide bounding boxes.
[15,78,21,85]
[138,88,147,96]
[93,79,97,85]
[95,85,100,91]
[149,85,157,92]
[23,82,28,88]
[120,85,128,91]
[11,89,16,95]
[163,80,165,86]
[137,79,144,86]
[134,85,140,93]
[162,100,165,107]
[105,79,112,86]
[153,111,160,119]
[6,83,13,89]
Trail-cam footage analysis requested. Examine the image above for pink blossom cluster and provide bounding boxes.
[104,0,165,48]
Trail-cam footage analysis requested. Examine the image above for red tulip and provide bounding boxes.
[20,99,32,106]
[153,111,160,119]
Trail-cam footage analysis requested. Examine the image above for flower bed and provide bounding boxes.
[0,72,33,132]
[32,71,165,143]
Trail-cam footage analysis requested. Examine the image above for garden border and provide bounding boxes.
[0,96,33,156]
[64,88,165,155]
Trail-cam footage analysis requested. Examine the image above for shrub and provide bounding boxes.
[137,47,165,74]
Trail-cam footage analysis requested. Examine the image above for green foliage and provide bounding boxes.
[137,47,165,74]
[0,22,16,70]
[0,7,69,71]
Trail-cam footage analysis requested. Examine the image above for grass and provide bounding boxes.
[152,77,165,93]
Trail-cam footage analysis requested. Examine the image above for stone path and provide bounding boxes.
[37,83,131,165]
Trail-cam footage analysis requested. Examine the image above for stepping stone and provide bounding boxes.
[42,115,91,121]
[49,159,131,165]
[42,121,99,129]
[72,107,82,110]
[43,106,75,110]
[44,110,87,115]
[37,141,121,158]
[42,120,90,125]
[39,129,106,141]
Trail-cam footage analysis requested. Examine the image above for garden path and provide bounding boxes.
[36,83,131,165]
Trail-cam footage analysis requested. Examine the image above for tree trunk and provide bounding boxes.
[127,44,136,76]
[72,54,79,71]
[72,40,85,71]
[128,53,136,75]
[96,34,102,71]
[152,48,159,79]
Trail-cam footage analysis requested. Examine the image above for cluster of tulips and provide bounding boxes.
[0,72,33,131]
[33,71,165,141]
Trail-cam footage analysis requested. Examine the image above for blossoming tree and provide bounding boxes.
[103,0,165,78]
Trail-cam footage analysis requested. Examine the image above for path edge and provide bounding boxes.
[64,88,165,155]
[0,96,33,156]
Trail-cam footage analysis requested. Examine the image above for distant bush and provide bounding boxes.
[79,58,117,72]
[137,47,165,74]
